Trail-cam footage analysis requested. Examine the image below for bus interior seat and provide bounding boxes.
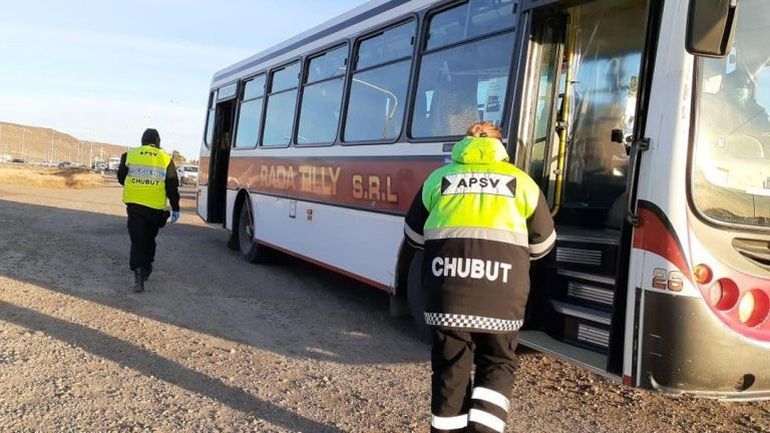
[428,73,480,136]
[348,84,388,140]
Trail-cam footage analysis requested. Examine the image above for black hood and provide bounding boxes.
[141,128,161,147]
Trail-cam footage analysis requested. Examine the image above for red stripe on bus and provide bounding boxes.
[255,238,393,293]
[227,156,444,214]
[199,156,210,185]
[632,204,692,281]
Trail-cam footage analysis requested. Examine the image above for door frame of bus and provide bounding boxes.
[514,0,665,376]
[608,0,664,376]
[207,85,238,225]
[513,4,568,342]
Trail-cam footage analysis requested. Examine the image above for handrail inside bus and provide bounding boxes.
[352,77,399,138]
[551,16,575,218]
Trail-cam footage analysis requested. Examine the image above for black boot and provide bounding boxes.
[134,268,145,293]
[143,264,153,282]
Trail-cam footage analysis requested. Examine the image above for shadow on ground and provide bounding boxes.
[0,195,426,368]
[0,300,345,433]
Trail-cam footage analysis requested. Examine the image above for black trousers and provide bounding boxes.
[126,205,166,271]
[431,328,518,433]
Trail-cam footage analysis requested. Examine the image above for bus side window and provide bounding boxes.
[426,0,517,50]
[411,34,513,137]
[343,20,416,143]
[233,75,266,149]
[205,91,216,147]
[297,45,348,145]
[262,62,301,147]
[411,0,516,139]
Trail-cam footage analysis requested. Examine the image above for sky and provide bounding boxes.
[0,0,369,159]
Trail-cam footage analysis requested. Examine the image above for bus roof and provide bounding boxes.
[210,0,433,88]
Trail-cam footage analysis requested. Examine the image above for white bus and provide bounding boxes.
[197,0,770,398]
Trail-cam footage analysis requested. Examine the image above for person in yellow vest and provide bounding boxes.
[404,121,555,433]
[117,128,180,293]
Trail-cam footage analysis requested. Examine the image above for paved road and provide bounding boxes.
[0,181,768,432]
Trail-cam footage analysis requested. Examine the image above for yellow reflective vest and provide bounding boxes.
[421,137,541,246]
[122,145,172,210]
[404,136,556,332]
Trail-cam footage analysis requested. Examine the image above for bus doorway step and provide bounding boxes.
[519,330,619,381]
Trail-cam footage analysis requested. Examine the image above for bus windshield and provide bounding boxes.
[692,0,770,227]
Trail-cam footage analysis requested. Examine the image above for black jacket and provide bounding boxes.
[403,138,555,333]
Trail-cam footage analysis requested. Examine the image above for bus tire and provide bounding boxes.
[407,251,432,342]
[227,233,239,251]
[236,197,268,263]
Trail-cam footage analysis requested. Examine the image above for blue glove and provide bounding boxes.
[170,211,180,223]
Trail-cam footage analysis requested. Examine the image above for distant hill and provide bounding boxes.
[0,122,129,164]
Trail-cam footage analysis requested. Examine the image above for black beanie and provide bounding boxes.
[141,128,161,146]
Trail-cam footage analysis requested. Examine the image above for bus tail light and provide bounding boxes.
[710,278,739,311]
[692,254,769,341]
[693,264,712,284]
[738,290,770,328]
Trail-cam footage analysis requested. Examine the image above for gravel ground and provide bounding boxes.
[0,180,768,432]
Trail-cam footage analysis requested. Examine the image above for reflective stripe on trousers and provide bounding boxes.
[431,329,517,433]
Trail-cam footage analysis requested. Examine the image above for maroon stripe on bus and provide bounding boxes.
[198,156,210,186]
[225,156,444,214]
[623,375,634,387]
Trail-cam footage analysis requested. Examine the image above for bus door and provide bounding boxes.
[198,83,237,225]
[519,0,652,375]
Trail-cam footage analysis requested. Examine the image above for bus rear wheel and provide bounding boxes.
[407,252,432,342]
[236,198,268,263]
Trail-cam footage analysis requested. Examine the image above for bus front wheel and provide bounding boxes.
[235,198,269,263]
[407,252,432,342]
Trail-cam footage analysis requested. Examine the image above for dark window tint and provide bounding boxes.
[205,91,216,147]
[298,79,344,144]
[271,62,300,92]
[205,109,215,147]
[307,46,348,83]
[344,60,411,142]
[562,0,646,214]
[234,100,263,148]
[262,90,298,146]
[427,0,516,50]
[412,32,515,138]
[357,21,416,70]
[243,75,266,100]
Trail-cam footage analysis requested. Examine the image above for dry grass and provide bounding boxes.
[0,165,103,189]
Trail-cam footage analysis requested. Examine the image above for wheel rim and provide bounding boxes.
[238,201,254,254]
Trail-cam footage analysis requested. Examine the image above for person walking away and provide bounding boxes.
[403,121,556,433]
[117,128,180,293]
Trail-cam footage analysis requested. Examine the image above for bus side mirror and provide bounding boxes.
[686,0,739,58]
